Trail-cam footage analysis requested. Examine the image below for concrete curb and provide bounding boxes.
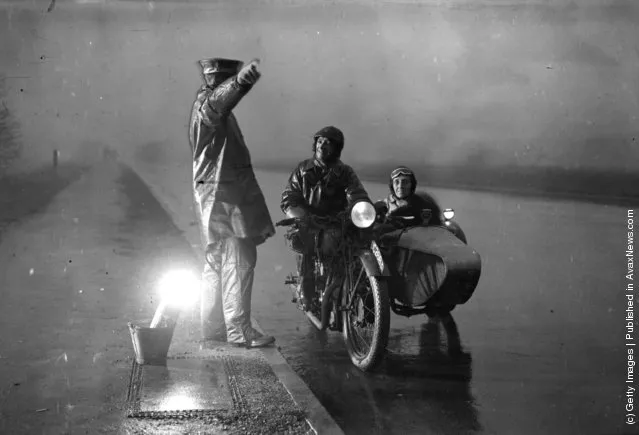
[126,162,344,435]
[252,320,345,435]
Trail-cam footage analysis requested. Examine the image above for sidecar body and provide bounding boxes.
[380,225,481,315]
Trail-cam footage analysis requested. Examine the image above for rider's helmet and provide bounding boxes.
[389,166,417,197]
[312,126,345,158]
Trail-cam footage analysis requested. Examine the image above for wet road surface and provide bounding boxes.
[0,161,634,434]
[0,161,201,433]
[0,164,86,243]
[247,170,634,435]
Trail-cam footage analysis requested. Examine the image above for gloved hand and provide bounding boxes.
[237,59,261,85]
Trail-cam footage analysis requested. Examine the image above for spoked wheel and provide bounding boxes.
[342,251,390,372]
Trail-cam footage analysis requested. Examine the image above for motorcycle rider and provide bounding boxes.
[280,126,371,310]
[189,57,275,348]
[374,166,443,226]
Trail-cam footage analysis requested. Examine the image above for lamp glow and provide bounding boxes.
[158,269,201,308]
[149,269,201,328]
[443,208,455,221]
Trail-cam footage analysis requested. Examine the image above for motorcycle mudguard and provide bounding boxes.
[368,241,391,278]
[389,226,481,306]
[339,247,387,326]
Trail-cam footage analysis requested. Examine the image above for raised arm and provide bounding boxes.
[205,76,253,117]
[198,60,260,124]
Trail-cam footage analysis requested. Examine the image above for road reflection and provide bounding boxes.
[382,315,480,433]
[291,314,481,434]
[358,314,481,434]
[386,314,473,376]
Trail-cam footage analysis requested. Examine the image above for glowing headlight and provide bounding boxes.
[158,269,201,308]
[443,208,455,221]
[351,201,376,229]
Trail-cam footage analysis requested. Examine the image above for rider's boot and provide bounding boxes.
[296,252,315,311]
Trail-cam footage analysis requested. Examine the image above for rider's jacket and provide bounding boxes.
[375,191,443,226]
[280,158,370,217]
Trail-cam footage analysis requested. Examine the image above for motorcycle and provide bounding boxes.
[275,195,481,372]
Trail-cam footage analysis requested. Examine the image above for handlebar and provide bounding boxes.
[275,213,344,229]
[275,217,297,227]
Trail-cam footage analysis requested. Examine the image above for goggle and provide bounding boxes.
[315,136,334,145]
[390,167,414,179]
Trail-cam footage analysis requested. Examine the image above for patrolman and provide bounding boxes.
[189,56,275,348]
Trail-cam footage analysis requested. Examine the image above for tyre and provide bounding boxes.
[342,251,390,372]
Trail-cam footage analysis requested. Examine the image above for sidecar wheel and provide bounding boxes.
[342,252,390,372]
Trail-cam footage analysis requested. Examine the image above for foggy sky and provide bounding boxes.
[1,0,638,177]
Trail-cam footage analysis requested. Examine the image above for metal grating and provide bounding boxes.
[125,354,241,420]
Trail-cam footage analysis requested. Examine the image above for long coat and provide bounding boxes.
[189,76,275,248]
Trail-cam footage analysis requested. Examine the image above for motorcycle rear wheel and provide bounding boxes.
[342,251,390,372]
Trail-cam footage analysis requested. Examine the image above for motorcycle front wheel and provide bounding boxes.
[342,251,390,372]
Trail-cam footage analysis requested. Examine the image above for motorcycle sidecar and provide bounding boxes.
[379,225,482,317]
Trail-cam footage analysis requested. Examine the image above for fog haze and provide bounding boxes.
[1,0,638,186]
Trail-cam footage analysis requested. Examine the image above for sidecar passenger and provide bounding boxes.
[374,166,443,228]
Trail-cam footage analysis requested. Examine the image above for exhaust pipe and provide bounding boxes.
[305,311,322,330]
[306,281,341,331]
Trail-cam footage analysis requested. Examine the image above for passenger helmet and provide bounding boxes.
[389,166,417,196]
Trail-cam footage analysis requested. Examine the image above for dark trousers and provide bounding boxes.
[200,237,257,343]
[296,251,315,303]
[286,226,315,304]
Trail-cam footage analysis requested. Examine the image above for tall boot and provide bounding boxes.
[200,246,226,342]
[221,238,275,348]
[297,252,316,311]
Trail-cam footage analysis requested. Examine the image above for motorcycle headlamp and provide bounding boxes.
[350,200,377,229]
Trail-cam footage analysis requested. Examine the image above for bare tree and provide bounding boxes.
[0,75,22,175]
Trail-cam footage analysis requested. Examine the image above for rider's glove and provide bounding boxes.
[237,59,261,86]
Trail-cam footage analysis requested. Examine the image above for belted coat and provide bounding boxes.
[189,76,275,248]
